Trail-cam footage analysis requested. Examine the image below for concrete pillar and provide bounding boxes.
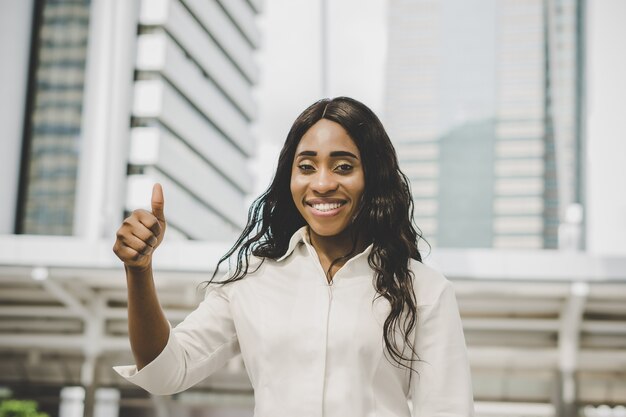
[94,388,120,417]
[59,387,85,417]
[554,369,580,417]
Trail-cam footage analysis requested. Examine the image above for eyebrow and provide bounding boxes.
[296,150,359,159]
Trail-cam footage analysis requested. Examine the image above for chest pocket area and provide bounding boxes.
[257,281,325,358]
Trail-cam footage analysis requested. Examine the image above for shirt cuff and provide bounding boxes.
[113,324,180,393]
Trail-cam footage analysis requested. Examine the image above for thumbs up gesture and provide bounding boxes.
[113,183,167,272]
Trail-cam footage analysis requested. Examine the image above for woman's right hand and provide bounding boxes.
[113,183,167,272]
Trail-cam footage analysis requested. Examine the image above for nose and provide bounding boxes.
[312,167,338,194]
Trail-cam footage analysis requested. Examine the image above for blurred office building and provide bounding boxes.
[0,0,261,415]
[385,0,626,417]
[386,0,584,250]
[2,0,259,241]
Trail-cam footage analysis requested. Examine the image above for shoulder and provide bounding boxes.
[205,254,264,293]
[409,258,454,306]
[212,253,281,291]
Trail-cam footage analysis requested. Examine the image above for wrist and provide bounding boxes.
[125,263,152,275]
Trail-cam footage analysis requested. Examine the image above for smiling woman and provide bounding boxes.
[112,97,474,417]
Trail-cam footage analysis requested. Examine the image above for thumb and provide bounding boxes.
[151,183,165,222]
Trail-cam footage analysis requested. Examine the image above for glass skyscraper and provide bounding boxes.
[17,0,91,235]
[385,0,585,249]
[12,0,260,241]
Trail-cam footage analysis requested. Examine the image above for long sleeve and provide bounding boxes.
[411,280,474,416]
[113,283,239,395]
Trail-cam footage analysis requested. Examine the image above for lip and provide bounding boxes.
[305,198,347,205]
[305,199,347,217]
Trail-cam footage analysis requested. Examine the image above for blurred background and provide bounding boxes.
[0,0,625,416]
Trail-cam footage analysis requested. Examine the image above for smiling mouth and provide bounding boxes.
[306,201,347,212]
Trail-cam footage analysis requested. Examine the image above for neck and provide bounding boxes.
[307,226,366,263]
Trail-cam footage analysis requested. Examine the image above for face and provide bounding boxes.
[290,119,365,240]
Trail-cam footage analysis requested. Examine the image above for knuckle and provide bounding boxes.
[136,209,150,219]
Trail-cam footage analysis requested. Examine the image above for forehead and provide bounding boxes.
[296,119,360,154]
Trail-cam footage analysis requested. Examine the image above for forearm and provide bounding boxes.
[125,264,170,370]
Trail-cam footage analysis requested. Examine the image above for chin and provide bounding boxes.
[307,222,350,238]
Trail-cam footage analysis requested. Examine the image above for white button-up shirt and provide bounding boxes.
[115,226,474,416]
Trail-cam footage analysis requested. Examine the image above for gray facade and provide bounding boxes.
[2,0,262,242]
[385,0,585,249]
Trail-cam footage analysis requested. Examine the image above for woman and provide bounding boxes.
[113,97,474,416]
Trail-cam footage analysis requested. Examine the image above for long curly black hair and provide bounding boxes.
[208,96,427,374]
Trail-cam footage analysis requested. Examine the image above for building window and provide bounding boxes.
[17,0,91,235]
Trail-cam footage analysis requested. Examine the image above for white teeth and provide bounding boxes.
[311,202,343,212]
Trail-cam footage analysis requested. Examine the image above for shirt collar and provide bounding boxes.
[276,226,310,262]
[276,225,374,263]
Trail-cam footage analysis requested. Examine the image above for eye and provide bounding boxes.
[297,163,315,173]
[335,163,353,173]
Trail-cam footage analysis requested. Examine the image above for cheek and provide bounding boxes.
[290,172,308,188]
[290,175,303,203]
[347,175,365,196]
[351,177,366,206]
